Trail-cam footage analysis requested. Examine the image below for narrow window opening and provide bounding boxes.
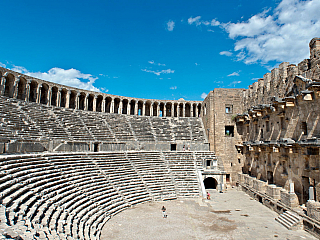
[206,160,211,168]
[94,143,99,152]
[302,122,308,135]
[226,174,230,183]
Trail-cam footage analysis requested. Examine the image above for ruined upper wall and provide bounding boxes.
[243,38,320,111]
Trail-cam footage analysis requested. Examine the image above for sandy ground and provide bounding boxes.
[101,189,316,240]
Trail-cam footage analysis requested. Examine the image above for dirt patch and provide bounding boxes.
[217,216,235,223]
[211,210,231,214]
[207,222,237,232]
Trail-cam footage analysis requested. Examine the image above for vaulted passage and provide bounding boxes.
[204,177,218,189]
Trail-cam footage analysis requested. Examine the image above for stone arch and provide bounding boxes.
[152,102,158,116]
[60,89,67,107]
[40,83,49,104]
[122,99,129,114]
[204,177,218,189]
[159,102,165,117]
[51,86,58,106]
[4,73,15,98]
[193,103,197,117]
[145,101,151,116]
[29,81,38,102]
[78,92,86,110]
[130,100,136,115]
[114,98,120,114]
[17,77,27,100]
[105,97,112,113]
[197,103,202,116]
[185,103,191,117]
[138,101,143,116]
[179,103,183,117]
[292,177,303,204]
[69,91,77,109]
[166,102,172,117]
[88,94,94,111]
[96,95,103,112]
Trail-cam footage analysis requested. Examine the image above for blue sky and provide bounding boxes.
[0,0,319,101]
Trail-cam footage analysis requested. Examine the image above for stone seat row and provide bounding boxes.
[0,96,206,144]
[0,151,213,239]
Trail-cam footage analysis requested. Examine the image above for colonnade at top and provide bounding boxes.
[0,70,202,117]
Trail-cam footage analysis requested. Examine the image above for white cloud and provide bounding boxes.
[0,62,6,68]
[170,86,177,90]
[227,71,240,77]
[148,60,166,66]
[141,68,175,76]
[195,63,199,66]
[229,81,242,87]
[223,0,320,64]
[166,20,175,31]
[12,66,100,92]
[201,92,207,99]
[219,51,233,57]
[188,16,220,27]
[188,16,202,25]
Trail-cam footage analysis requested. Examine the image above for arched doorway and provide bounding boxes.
[204,177,218,189]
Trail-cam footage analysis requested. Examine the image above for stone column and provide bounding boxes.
[196,104,199,117]
[102,98,106,112]
[135,102,138,115]
[191,104,194,117]
[163,103,166,117]
[309,186,315,201]
[177,104,180,117]
[0,76,6,95]
[289,182,295,194]
[57,88,62,107]
[84,94,89,111]
[127,101,130,115]
[150,103,154,116]
[118,99,122,114]
[75,93,80,109]
[142,101,146,116]
[110,99,114,113]
[157,103,160,117]
[25,81,31,102]
[183,103,186,117]
[36,84,42,103]
[13,80,19,99]
[48,87,52,106]
[65,90,71,108]
[93,95,97,112]
[171,103,174,117]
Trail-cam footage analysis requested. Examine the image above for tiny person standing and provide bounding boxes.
[207,192,211,200]
[161,206,167,218]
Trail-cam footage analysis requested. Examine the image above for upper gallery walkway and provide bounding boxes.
[0,67,202,118]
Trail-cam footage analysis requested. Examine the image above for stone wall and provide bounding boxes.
[202,88,245,185]
[233,38,320,204]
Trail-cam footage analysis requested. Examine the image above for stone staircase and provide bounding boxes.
[275,210,303,230]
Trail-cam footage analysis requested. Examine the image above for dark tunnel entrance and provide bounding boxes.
[204,177,218,189]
